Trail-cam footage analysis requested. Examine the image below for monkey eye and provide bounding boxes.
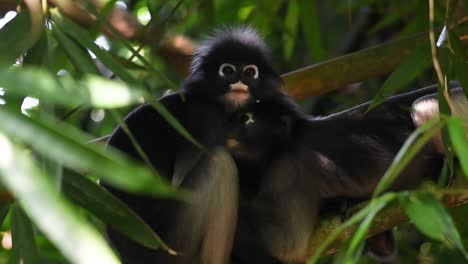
[219,63,236,77]
[243,65,259,79]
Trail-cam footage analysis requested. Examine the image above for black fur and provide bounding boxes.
[104,27,452,263]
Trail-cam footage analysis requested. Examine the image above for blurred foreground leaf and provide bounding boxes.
[0,133,120,264]
[0,67,146,109]
[0,106,178,197]
[62,171,172,252]
[11,205,39,264]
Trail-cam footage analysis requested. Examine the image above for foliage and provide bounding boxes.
[0,0,467,263]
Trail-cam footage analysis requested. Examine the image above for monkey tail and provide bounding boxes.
[411,86,468,153]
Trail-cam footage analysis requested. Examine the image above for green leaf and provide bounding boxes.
[11,205,39,264]
[148,100,203,149]
[0,133,120,264]
[0,11,32,64]
[283,0,299,60]
[53,14,136,83]
[23,28,48,66]
[62,170,172,252]
[400,192,468,258]
[447,31,468,98]
[0,201,10,227]
[368,43,432,111]
[400,192,444,240]
[299,0,324,61]
[0,67,147,109]
[307,193,398,264]
[447,117,468,179]
[340,197,391,263]
[0,106,178,197]
[51,22,98,76]
[373,118,444,197]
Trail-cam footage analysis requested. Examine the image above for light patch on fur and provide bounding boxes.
[316,152,333,169]
[411,98,439,127]
[450,94,468,124]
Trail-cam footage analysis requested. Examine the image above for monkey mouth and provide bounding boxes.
[227,81,250,101]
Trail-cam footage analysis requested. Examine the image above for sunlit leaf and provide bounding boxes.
[0,106,178,197]
[0,67,147,109]
[0,133,120,264]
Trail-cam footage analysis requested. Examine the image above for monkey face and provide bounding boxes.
[217,62,260,110]
[184,27,285,112]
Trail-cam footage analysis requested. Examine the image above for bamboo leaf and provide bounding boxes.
[299,0,324,61]
[0,133,120,264]
[62,170,172,252]
[447,117,468,179]
[52,13,136,83]
[373,118,443,197]
[0,106,178,197]
[283,0,299,60]
[0,67,147,109]
[23,28,48,66]
[368,43,432,111]
[11,205,39,264]
[448,31,468,98]
[307,193,398,264]
[400,192,468,259]
[0,11,32,64]
[340,197,391,263]
[51,22,98,76]
[0,201,9,227]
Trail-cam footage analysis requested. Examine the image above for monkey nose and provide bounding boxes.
[229,81,249,94]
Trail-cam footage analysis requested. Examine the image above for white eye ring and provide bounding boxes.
[243,65,259,79]
[219,63,236,77]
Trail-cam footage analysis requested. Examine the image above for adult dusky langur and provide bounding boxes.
[104,26,303,264]
[103,27,468,264]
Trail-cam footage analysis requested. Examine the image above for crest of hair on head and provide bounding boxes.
[190,25,274,74]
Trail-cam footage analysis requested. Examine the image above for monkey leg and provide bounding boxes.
[169,147,239,264]
[238,151,320,263]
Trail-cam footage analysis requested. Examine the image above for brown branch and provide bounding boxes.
[300,186,468,263]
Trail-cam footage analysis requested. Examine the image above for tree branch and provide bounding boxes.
[300,185,468,262]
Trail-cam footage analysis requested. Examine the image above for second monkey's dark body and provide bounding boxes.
[104,27,450,263]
